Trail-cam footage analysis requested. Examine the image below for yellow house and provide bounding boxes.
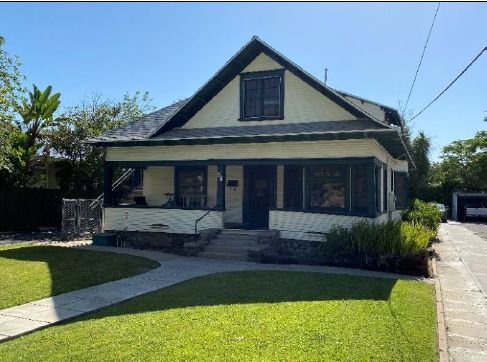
[89,37,411,259]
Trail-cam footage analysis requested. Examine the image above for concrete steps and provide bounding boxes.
[198,229,270,261]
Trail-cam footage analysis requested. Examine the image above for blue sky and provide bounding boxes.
[1,2,486,159]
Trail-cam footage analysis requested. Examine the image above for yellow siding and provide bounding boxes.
[242,52,282,72]
[343,95,386,123]
[181,52,355,129]
[276,165,284,208]
[143,167,174,206]
[224,165,243,224]
[107,139,385,162]
[207,165,217,208]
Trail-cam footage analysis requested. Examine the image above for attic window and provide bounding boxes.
[240,69,284,121]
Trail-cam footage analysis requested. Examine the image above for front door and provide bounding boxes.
[244,166,276,229]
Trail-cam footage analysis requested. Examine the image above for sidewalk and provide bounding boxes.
[437,223,487,361]
[0,245,416,342]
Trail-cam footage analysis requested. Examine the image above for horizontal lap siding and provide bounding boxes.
[269,210,400,241]
[103,207,223,234]
[143,167,174,206]
[181,53,354,129]
[269,210,366,241]
[106,139,382,162]
[224,166,243,224]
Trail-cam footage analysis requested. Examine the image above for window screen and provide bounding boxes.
[307,167,346,210]
[353,167,369,213]
[394,172,408,209]
[283,166,303,209]
[176,167,207,208]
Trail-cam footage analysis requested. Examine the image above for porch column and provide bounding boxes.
[103,163,114,206]
[216,164,226,210]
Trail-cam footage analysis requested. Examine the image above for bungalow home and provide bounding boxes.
[89,37,411,261]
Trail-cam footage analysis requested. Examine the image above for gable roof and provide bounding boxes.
[333,89,402,126]
[150,36,388,136]
[89,37,410,158]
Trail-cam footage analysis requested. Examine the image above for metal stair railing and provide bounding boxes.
[91,168,143,207]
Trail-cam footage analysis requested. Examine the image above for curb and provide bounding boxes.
[432,257,449,362]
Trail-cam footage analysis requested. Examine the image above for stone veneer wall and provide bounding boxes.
[259,237,322,265]
[107,229,219,256]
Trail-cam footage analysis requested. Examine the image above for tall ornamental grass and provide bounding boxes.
[321,220,433,260]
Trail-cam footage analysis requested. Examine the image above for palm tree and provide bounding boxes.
[16,85,62,177]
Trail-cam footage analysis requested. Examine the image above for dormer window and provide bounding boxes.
[240,69,284,121]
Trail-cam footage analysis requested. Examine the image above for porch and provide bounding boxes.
[102,157,407,240]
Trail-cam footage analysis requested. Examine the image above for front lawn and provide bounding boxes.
[0,271,437,361]
[0,244,159,309]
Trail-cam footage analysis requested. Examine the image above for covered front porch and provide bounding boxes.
[102,157,407,240]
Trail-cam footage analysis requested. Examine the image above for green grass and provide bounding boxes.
[0,271,437,361]
[0,244,159,309]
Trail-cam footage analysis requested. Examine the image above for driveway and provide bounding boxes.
[462,221,487,243]
[436,222,487,361]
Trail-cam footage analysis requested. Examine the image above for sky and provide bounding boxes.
[1,2,486,160]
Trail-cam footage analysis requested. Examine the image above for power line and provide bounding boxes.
[409,46,487,122]
[402,2,441,117]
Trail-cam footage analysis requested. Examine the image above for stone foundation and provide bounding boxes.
[106,229,219,256]
[259,237,322,265]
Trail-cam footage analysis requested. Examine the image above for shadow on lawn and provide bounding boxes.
[80,270,399,322]
[0,245,157,298]
[1,245,398,321]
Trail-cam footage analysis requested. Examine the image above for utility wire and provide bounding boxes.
[409,46,487,121]
[402,2,441,117]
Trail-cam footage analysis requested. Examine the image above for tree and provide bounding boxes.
[49,91,155,197]
[409,132,432,200]
[15,85,63,181]
[430,130,487,204]
[0,35,25,175]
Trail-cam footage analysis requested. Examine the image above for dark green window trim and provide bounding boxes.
[269,207,376,219]
[240,69,285,121]
[383,167,388,212]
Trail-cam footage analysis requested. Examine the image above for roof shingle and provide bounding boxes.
[87,99,187,143]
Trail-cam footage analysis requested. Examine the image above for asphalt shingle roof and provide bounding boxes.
[87,99,187,143]
[150,119,386,141]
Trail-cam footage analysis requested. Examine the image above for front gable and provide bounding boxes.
[182,53,356,129]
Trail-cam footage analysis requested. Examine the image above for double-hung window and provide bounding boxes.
[240,70,284,120]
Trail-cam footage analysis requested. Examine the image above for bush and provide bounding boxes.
[402,199,442,236]
[319,220,433,276]
[321,220,430,258]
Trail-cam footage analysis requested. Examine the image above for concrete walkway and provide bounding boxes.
[0,245,416,342]
[437,223,487,361]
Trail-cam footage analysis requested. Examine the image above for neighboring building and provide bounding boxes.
[89,36,411,248]
[452,192,487,221]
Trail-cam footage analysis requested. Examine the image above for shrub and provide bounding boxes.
[321,220,430,258]
[402,199,442,236]
[319,220,433,276]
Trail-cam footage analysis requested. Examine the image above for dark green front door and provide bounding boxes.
[244,166,276,229]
